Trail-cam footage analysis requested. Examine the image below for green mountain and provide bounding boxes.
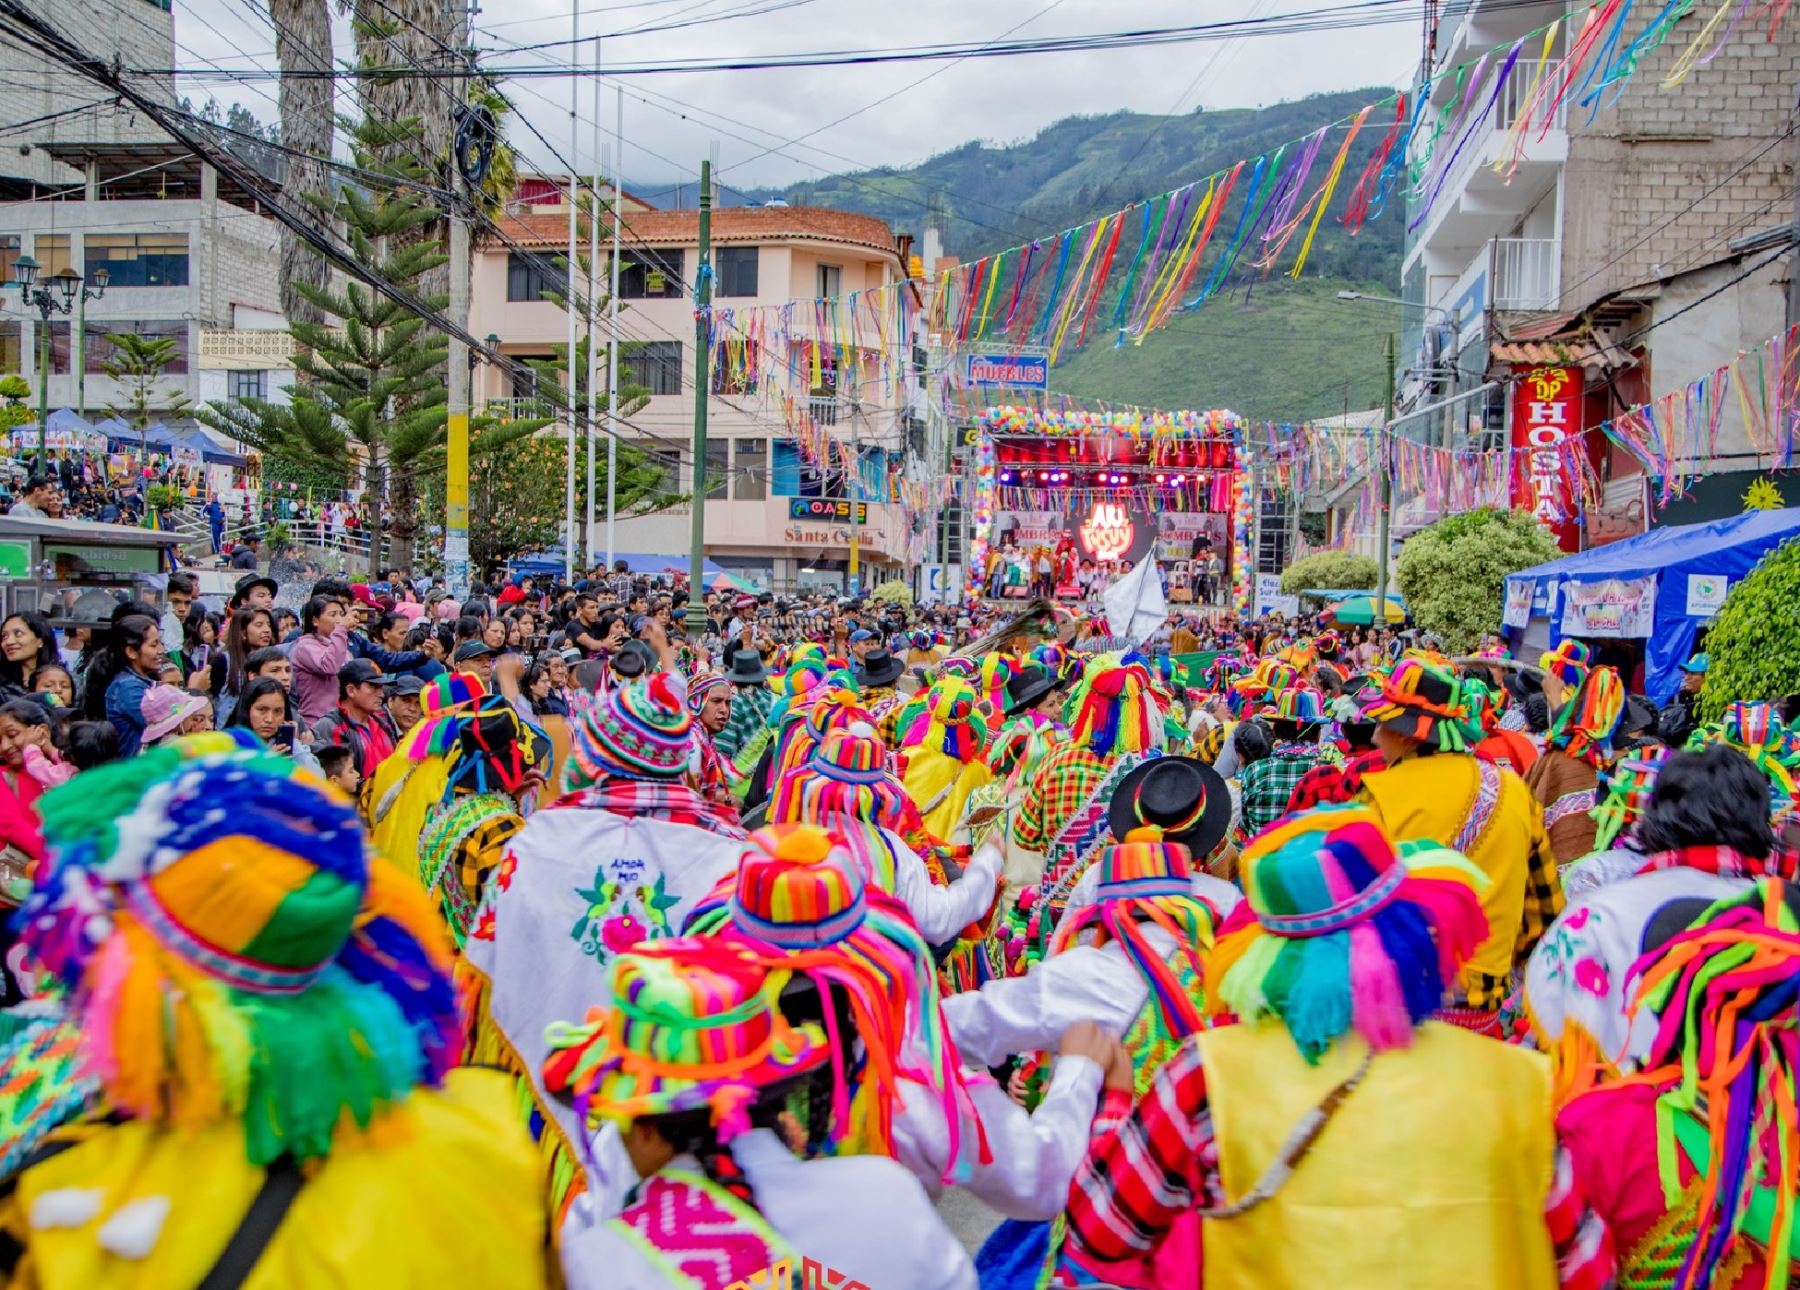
[742,88,1408,421]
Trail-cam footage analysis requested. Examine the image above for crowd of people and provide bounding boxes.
[0,542,1793,1289]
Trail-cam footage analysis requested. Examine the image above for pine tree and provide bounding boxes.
[203,106,541,574]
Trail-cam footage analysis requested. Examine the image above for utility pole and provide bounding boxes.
[847,413,860,596]
[563,5,580,584]
[685,155,712,637]
[585,37,600,566]
[443,5,474,598]
[606,84,623,571]
[1374,330,1395,616]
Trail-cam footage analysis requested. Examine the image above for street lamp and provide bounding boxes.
[1335,289,1460,325]
[13,254,106,459]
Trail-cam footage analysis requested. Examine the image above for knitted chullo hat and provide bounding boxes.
[567,671,695,788]
[1359,657,1473,752]
[1070,663,1164,759]
[1540,639,1593,690]
[937,656,978,681]
[1590,747,1668,850]
[1032,642,1075,688]
[1210,804,1490,1063]
[677,824,974,1176]
[902,677,985,762]
[769,656,830,716]
[22,740,459,1165]
[1545,664,1626,767]
[1459,676,1501,738]
[1314,631,1343,660]
[1627,879,1800,1290]
[978,654,1015,713]
[687,673,731,715]
[1051,825,1217,1042]
[541,943,828,1142]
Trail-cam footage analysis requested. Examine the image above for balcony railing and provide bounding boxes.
[484,397,558,421]
[1491,237,1560,311]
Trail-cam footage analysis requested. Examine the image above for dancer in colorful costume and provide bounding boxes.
[0,740,544,1286]
[1525,665,1627,865]
[1010,660,1164,926]
[1065,804,1565,1289]
[901,678,995,844]
[1356,656,1562,1032]
[386,675,553,950]
[461,670,748,1222]
[769,725,1001,945]
[1552,879,1800,1290]
[712,649,773,764]
[684,672,741,827]
[853,645,908,743]
[1234,683,1330,841]
[678,824,1105,1218]
[1525,744,1789,1105]
[546,943,978,1290]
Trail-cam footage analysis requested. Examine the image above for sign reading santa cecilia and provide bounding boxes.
[1509,364,1583,553]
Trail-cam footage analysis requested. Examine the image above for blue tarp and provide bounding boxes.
[1504,507,1800,703]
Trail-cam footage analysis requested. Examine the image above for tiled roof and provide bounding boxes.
[490,205,901,259]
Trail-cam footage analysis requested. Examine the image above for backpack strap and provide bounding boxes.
[194,1156,305,1290]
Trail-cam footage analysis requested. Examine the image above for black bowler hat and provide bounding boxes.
[1107,755,1232,861]
[1003,665,1057,716]
[726,650,769,685]
[855,648,905,689]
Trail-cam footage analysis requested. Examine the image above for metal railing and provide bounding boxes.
[1491,236,1560,311]
[807,396,840,426]
[484,397,558,421]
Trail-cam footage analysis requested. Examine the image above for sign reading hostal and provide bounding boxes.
[788,498,868,523]
[1509,365,1584,552]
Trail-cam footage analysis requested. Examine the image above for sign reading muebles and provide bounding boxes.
[964,353,1049,389]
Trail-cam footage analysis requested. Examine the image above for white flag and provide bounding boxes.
[1103,555,1167,644]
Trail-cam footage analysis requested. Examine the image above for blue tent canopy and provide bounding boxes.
[1504,507,1800,702]
[510,550,735,581]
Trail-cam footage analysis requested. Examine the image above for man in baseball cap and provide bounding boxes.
[314,658,398,785]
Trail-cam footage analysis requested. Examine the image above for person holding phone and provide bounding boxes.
[227,675,324,776]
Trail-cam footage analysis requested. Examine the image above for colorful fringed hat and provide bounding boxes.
[1270,684,1327,727]
[567,671,694,787]
[937,656,978,681]
[1545,665,1626,767]
[22,740,460,1165]
[1070,663,1163,759]
[1050,825,1217,1065]
[541,944,828,1139]
[1359,657,1472,752]
[676,824,972,1176]
[1313,631,1342,660]
[905,677,984,763]
[1590,747,1668,850]
[1540,639,1592,689]
[1627,879,1800,1290]
[421,669,486,718]
[688,672,731,714]
[978,654,1016,713]
[1696,701,1800,806]
[1211,805,1490,1063]
[770,724,917,845]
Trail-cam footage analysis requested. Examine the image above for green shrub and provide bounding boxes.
[1395,508,1561,652]
[1697,535,1800,720]
[1280,551,1379,597]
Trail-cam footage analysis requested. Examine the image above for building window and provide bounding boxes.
[0,321,16,373]
[228,369,267,401]
[85,233,190,288]
[704,439,727,500]
[817,263,842,299]
[49,321,190,375]
[734,436,765,501]
[716,246,758,298]
[622,341,681,396]
[506,251,561,303]
[618,248,684,299]
[644,440,681,493]
[32,235,70,278]
[0,236,18,287]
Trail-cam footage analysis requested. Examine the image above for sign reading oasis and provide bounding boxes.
[788,498,868,523]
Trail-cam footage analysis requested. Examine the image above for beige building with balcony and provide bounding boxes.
[471,191,920,592]
[1393,0,1800,541]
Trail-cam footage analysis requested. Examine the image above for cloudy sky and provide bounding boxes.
[173,0,1419,194]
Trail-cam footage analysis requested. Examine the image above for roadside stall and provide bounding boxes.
[0,513,184,624]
